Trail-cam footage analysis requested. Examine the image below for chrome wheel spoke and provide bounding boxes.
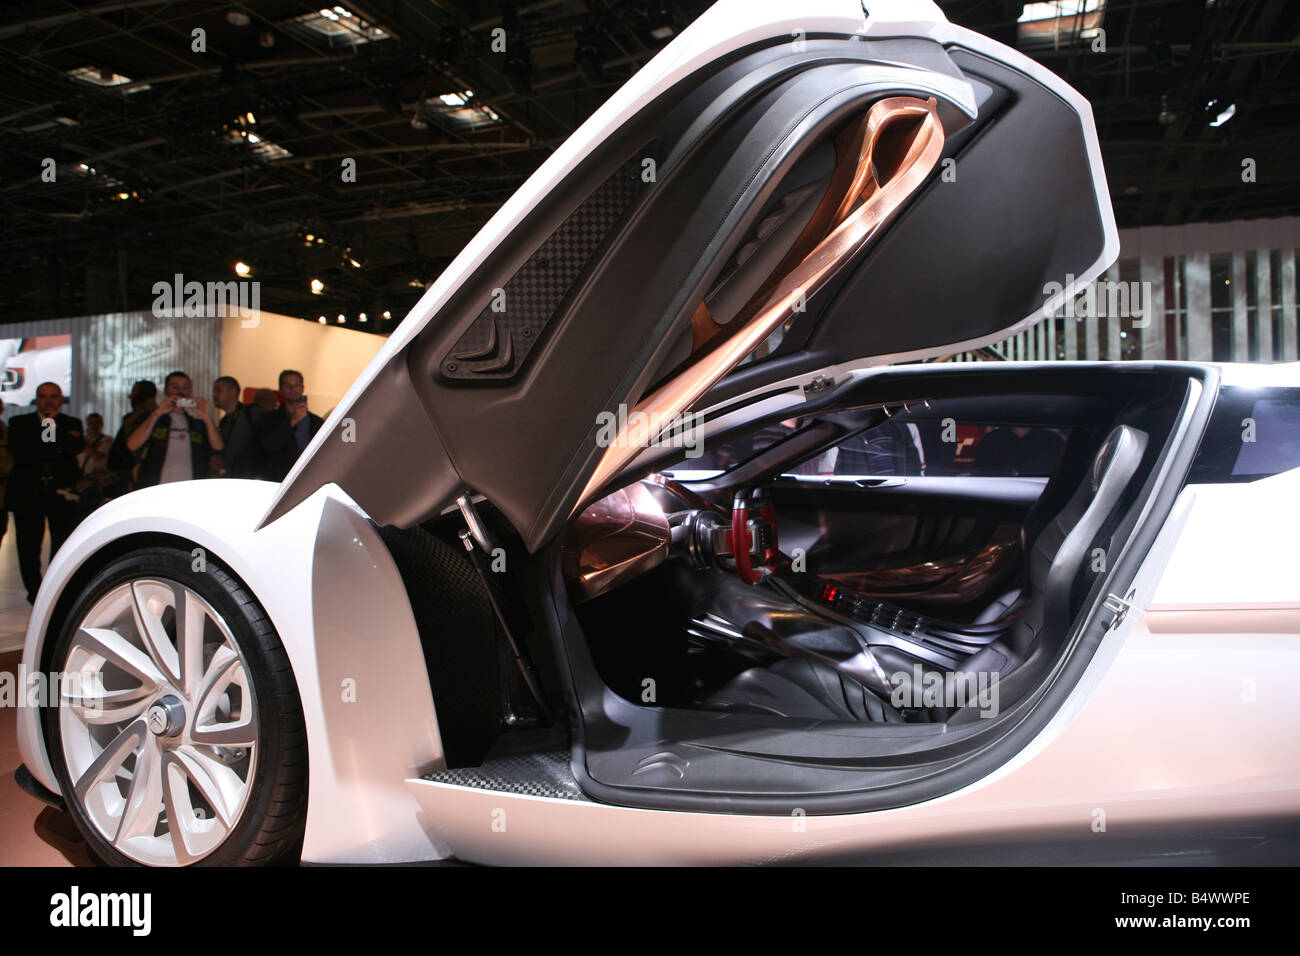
[130,582,181,688]
[114,740,164,845]
[192,648,254,746]
[75,626,165,691]
[175,584,207,698]
[191,713,256,747]
[162,752,230,863]
[73,719,147,802]
[171,747,239,828]
[61,678,153,725]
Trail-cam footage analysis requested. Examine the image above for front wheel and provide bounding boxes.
[44,546,307,866]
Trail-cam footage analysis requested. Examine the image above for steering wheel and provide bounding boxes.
[731,487,780,584]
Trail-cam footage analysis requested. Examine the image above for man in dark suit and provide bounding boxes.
[211,375,265,478]
[260,369,324,481]
[5,382,83,603]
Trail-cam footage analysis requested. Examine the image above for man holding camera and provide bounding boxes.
[260,369,323,481]
[126,370,223,487]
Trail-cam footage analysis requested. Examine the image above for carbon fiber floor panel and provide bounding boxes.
[423,751,590,802]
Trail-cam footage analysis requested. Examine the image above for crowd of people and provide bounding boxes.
[0,369,325,604]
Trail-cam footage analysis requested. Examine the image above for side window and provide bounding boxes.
[799,419,1068,478]
[675,421,798,475]
[1188,387,1300,483]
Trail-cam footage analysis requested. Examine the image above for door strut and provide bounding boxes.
[456,494,554,724]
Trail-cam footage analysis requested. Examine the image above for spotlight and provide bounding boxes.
[359,312,367,322]
[318,315,327,324]
[336,314,346,323]
[382,310,392,319]
[310,278,324,294]
[234,261,252,277]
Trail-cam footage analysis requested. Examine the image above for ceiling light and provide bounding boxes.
[310,278,324,294]
[235,261,252,277]
[408,278,425,288]
[67,66,146,91]
[289,7,388,45]
[318,315,327,324]
[227,11,251,27]
[1209,103,1236,127]
[337,314,346,323]
[359,312,367,322]
[382,310,391,319]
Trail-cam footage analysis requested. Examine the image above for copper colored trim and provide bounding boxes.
[821,531,1020,604]
[689,300,717,352]
[724,114,874,338]
[561,481,671,602]
[577,96,944,511]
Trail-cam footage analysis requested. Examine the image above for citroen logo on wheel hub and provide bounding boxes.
[146,695,185,738]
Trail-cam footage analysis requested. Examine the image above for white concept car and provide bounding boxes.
[15,0,1300,866]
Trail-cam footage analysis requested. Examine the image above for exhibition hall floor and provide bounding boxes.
[0,522,83,866]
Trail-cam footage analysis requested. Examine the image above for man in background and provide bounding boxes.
[126,371,222,487]
[5,383,83,603]
[108,379,157,491]
[260,369,323,481]
[211,375,265,478]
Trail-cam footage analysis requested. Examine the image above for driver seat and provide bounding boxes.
[706,424,1149,721]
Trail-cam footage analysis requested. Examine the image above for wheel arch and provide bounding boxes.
[19,483,453,864]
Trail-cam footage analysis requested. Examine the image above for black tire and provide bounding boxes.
[43,545,308,866]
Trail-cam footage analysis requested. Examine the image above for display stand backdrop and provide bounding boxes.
[0,309,384,426]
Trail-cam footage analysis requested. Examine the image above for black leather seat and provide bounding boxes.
[706,425,1149,722]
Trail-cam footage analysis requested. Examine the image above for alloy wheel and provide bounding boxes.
[57,578,258,866]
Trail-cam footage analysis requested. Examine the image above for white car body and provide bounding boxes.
[16,0,1300,865]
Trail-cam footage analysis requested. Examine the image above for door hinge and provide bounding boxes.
[804,375,835,396]
[1102,590,1136,630]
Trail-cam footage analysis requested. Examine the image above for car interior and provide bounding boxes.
[567,369,1176,729]
[393,362,1202,812]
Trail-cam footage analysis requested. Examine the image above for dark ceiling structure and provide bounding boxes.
[1,1,1297,329]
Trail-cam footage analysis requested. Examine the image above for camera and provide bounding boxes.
[174,398,196,408]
